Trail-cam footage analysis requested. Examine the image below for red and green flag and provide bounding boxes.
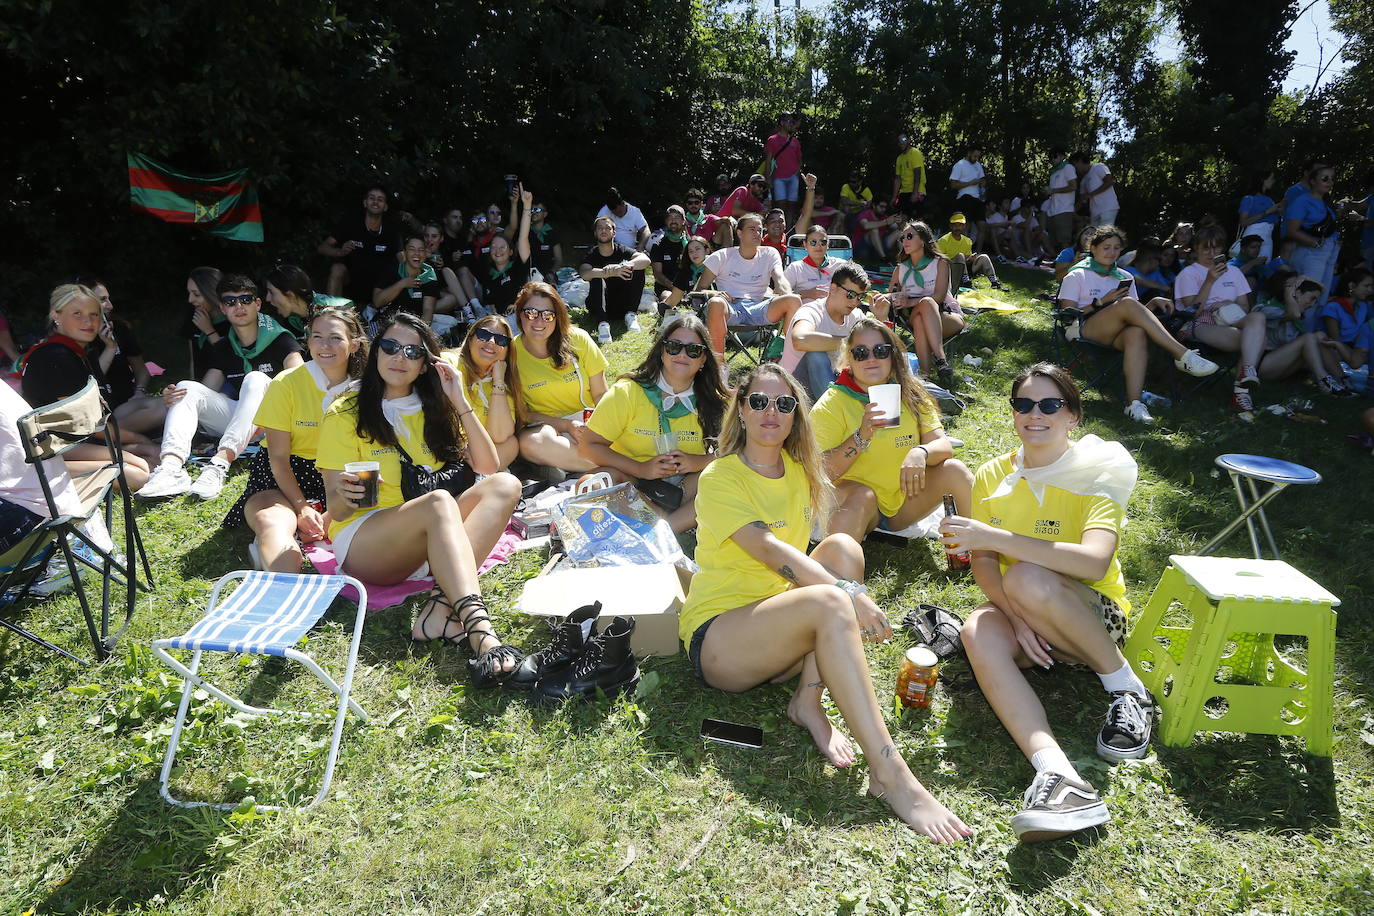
[127,152,264,242]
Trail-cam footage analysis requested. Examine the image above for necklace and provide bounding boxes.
[740,452,783,473]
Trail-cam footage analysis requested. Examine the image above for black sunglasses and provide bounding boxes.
[377,337,427,361]
[850,343,894,361]
[745,393,798,414]
[900,231,919,242]
[473,327,511,347]
[521,307,557,321]
[836,285,867,303]
[806,238,830,246]
[221,293,257,307]
[1009,397,1068,415]
[662,338,707,358]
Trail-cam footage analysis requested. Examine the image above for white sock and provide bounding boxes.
[1099,661,1147,698]
[209,456,230,471]
[1030,747,1079,781]
[158,455,180,472]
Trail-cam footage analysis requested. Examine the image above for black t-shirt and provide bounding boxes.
[439,232,466,271]
[482,256,530,314]
[205,331,302,398]
[583,242,639,302]
[530,223,562,278]
[21,339,109,408]
[461,230,500,273]
[179,308,230,380]
[379,267,444,317]
[329,215,400,293]
[87,319,143,408]
[648,234,689,294]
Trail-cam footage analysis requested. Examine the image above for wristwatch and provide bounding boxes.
[834,579,867,598]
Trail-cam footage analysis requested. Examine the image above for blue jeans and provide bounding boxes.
[1288,235,1341,301]
[794,350,837,403]
[772,174,800,202]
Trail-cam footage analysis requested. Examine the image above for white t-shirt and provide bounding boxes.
[0,385,83,520]
[595,203,649,250]
[987,211,1008,226]
[1174,263,1251,311]
[779,302,862,372]
[950,159,986,200]
[1082,163,1119,217]
[1057,263,1137,307]
[1045,163,1077,217]
[782,255,850,294]
[704,246,782,300]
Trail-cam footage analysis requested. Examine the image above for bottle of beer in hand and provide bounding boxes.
[942,493,970,571]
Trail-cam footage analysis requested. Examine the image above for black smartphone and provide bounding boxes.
[504,174,519,197]
[700,717,763,748]
[1116,279,1132,291]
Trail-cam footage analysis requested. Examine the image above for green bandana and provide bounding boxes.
[533,223,553,243]
[228,314,289,374]
[639,379,694,435]
[664,230,686,244]
[900,255,935,290]
[1072,257,1126,279]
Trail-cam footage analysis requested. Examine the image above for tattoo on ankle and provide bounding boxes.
[806,680,824,688]
[778,564,797,581]
[881,744,897,759]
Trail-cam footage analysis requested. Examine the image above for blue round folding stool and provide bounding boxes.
[1202,454,1322,559]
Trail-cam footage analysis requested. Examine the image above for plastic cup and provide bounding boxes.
[344,461,381,509]
[654,431,678,456]
[869,383,901,428]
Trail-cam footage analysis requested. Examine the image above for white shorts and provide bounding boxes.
[330,509,430,581]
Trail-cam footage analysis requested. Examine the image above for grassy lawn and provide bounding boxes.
[2,268,1371,915]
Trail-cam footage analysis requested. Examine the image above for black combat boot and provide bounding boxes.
[507,601,602,691]
[534,616,640,704]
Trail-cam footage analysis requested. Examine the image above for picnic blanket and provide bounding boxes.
[302,521,524,613]
[956,289,1028,313]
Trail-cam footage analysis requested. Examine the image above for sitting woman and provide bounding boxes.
[812,318,972,540]
[1316,267,1373,378]
[950,362,1147,844]
[1057,225,1218,424]
[317,312,524,686]
[682,363,972,843]
[479,186,534,323]
[182,266,229,380]
[578,314,728,532]
[888,220,963,388]
[513,282,609,473]
[76,276,166,435]
[1252,270,1353,397]
[222,306,368,572]
[20,284,155,488]
[442,315,526,470]
[265,263,353,341]
[661,236,711,312]
[1055,226,1096,282]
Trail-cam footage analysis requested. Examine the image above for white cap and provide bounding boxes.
[906,646,938,667]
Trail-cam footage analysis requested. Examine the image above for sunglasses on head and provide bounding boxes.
[1009,397,1068,415]
[745,392,798,414]
[662,338,707,358]
[473,327,511,347]
[522,306,557,321]
[221,293,256,307]
[850,343,894,361]
[377,337,428,361]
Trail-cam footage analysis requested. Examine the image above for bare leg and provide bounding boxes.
[939,310,967,341]
[915,298,948,362]
[1081,298,1188,360]
[1110,325,1148,403]
[665,471,701,533]
[884,459,972,531]
[64,443,150,492]
[518,425,596,472]
[706,295,730,365]
[246,490,304,573]
[455,472,521,567]
[113,396,167,435]
[326,263,347,297]
[826,480,879,541]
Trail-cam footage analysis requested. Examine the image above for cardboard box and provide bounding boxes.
[517,554,691,657]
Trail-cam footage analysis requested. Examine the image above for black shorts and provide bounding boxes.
[955,195,986,224]
[687,616,717,682]
[0,498,42,555]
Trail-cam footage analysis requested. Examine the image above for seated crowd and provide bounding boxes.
[6,137,1371,848]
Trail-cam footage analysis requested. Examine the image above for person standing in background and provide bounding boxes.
[764,112,805,229]
[1044,148,1078,253]
[892,134,926,217]
[1071,152,1119,227]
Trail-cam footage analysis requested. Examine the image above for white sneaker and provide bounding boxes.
[137,463,193,499]
[597,321,612,344]
[1124,400,1154,424]
[1175,348,1220,377]
[625,313,641,333]
[189,461,228,499]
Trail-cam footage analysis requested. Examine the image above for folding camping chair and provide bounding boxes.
[688,290,781,368]
[152,570,370,811]
[786,233,854,264]
[1048,304,1126,401]
[8,378,154,663]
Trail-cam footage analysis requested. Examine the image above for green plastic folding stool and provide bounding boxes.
[1124,555,1339,755]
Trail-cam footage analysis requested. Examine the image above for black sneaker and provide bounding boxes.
[1096,690,1155,762]
[1011,771,1110,843]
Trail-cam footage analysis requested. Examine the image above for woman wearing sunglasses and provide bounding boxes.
[223,306,367,572]
[681,363,972,843]
[578,314,728,531]
[317,312,524,686]
[945,362,1147,843]
[512,282,608,473]
[442,315,526,470]
[812,317,971,541]
[888,220,963,388]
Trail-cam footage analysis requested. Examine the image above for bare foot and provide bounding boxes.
[869,770,972,843]
[787,690,856,767]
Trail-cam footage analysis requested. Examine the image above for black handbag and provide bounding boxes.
[901,603,966,661]
[394,440,475,502]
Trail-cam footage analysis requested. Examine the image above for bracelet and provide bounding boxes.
[492,386,508,394]
[834,578,868,598]
[914,444,929,462]
[458,408,474,419]
[852,430,870,452]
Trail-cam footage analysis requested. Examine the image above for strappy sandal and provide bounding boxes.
[451,593,525,688]
[411,588,466,647]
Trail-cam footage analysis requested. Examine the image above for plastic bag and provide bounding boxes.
[553,475,694,571]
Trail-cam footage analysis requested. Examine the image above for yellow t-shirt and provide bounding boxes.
[895,148,926,194]
[811,386,942,517]
[438,350,517,429]
[586,378,706,463]
[971,451,1130,612]
[840,183,873,207]
[315,394,442,540]
[679,454,812,644]
[513,328,608,418]
[252,363,333,460]
[936,232,973,259]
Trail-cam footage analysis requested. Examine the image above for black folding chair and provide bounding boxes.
[6,379,155,662]
[689,290,781,369]
[1049,305,1126,402]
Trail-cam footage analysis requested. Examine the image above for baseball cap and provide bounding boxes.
[950,213,967,224]
[749,173,767,184]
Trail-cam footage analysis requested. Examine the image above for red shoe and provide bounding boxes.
[1230,388,1254,412]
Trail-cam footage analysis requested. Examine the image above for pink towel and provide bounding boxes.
[301,521,524,614]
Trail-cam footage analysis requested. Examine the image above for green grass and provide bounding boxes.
[2,268,1372,915]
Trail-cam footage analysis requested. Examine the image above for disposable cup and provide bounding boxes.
[870,383,901,428]
[344,460,381,509]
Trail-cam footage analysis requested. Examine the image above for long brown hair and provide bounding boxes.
[309,305,369,380]
[718,363,833,528]
[622,313,728,444]
[514,281,575,369]
[837,317,935,419]
[353,312,464,463]
[456,315,527,427]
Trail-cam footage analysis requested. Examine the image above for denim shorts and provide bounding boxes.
[0,498,41,556]
[772,174,800,202]
[728,297,774,325]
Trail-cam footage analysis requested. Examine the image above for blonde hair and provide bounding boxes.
[837,317,936,419]
[718,363,833,528]
[47,283,99,333]
[455,315,527,427]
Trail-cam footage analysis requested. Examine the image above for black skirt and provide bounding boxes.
[222,449,327,529]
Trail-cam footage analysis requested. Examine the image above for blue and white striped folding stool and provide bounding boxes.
[152,570,369,811]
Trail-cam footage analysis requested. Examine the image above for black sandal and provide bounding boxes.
[451,593,525,688]
[412,588,465,647]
